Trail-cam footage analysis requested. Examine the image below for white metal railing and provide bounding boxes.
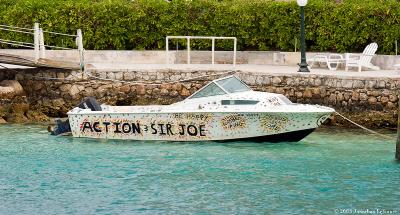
[166,36,237,66]
[0,23,84,70]
[0,24,35,50]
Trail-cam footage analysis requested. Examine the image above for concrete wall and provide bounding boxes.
[1,49,400,69]
[0,68,398,127]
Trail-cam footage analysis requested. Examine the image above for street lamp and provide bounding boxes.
[297,0,310,72]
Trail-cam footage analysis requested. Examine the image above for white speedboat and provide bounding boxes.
[63,75,334,142]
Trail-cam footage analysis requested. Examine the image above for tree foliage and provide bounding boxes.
[0,0,398,54]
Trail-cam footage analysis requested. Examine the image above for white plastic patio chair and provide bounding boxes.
[345,43,379,72]
[308,53,344,70]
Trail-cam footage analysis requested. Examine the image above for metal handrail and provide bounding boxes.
[166,36,237,66]
[0,27,34,35]
[42,30,77,37]
[0,39,34,46]
[0,22,85,70]
[0,24,34,31]
[0,40,34,48]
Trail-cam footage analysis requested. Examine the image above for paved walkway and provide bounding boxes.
[2,62,400,79]
[88,63,400,78]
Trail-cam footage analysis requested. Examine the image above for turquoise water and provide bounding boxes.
[0,124,399,215]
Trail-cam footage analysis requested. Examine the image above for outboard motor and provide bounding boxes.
[49,119,71,136]
[77,97,102,111]
[49,97,101,135]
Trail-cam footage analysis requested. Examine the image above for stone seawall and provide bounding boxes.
[0,68,399,128]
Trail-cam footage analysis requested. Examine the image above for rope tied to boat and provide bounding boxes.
[82,69,237,85]
[1,63,395,140]
[0,63,237,85]
[334,111,394,140]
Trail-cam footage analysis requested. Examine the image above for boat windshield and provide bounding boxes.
[216,76,251,93]
[189,82,226,99]
[277,95,293,104]
[188,76,251,99]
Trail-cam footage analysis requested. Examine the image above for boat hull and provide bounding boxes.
[217,128,316,143]
[68,111,331,142]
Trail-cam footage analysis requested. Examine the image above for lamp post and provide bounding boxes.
[297,0,310,73]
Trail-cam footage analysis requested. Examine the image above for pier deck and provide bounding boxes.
[0,53,81,70]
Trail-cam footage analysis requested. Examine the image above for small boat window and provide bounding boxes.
[221,100,259,105]
[190,82,226,99]
[216,76,251,93]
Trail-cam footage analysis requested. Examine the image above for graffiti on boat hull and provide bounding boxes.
[69,112,328,140]
[80,121,207,137]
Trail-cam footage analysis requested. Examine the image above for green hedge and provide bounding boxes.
[0,0,399,54]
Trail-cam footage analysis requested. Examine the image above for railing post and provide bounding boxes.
[76,29,84,70]
[233,37,237,66]
[166,37,169,64]
[39,28,45,58]
[76,29,83,51]
[187,36,190,64]
[166,36,236,66]
[212,37,215,65]
[33,22,40,63]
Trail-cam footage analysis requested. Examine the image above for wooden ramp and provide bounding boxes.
[0,53,81,70]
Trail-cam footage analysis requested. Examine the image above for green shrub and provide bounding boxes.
[0,0,399,54]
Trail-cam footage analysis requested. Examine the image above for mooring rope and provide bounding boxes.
[0,63,236,84]
[1,63,396,140]
[334,111,394,140]
[82,69,237,85]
